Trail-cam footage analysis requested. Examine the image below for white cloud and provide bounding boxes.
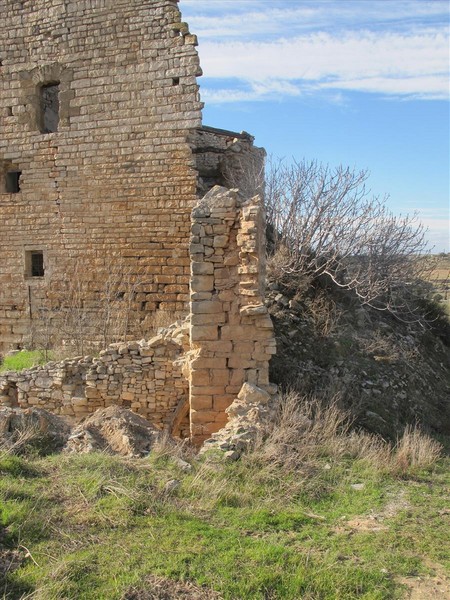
[201,79,303,104]
[411,208,450,252]
[421,219,450,252]
[180,0,449,102]
[197,30,449,101]
[320,75,449,99]
[182,0,449,39]
[200,88,263,104]
[200,32,448,81]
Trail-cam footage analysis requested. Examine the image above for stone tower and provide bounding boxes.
[0,0,203,352]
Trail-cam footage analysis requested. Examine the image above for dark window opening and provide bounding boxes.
[6,106,12,116]
[25,251,44,278]
[31,252,44,277]
[40,82,60,133]
[172,77,180,86]
[6,171,21,193]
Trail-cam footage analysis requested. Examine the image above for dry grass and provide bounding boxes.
[150,431,195,463]
[0,423,41,460]
[304,292,342,337]
[360,330,419,362]
[249,391,442,476]
[183,392,443,515]
[251,392,349,470]
[122,575,223,599]
[394,425,443,473]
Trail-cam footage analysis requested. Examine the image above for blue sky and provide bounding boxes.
[180,0,450,252]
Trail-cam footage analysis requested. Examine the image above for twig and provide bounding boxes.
[19,544,40,567]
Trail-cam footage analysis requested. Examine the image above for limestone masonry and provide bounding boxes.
[0,0,275,442]
[189,187,276,443]
[0,322,191,438]
[0,0,203,351]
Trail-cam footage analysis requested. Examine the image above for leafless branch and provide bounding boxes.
[265,157,433,321]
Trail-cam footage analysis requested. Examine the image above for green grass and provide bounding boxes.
[1,446,448,599]
[0,350,51,373]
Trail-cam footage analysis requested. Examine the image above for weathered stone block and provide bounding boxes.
[191,275,214,292]
[191,262,214,275]
[190,325,219,341]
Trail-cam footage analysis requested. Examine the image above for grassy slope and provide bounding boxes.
[1,447,449,600]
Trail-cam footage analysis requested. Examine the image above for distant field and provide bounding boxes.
[427,254,450,308]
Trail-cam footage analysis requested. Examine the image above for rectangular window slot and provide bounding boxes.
[40,83,60,133]
[6,171,21,193]
[172,77,180,86]
[25,251,45,278]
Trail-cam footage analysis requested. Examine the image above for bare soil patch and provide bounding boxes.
[121,575,223,599]
[337,490,411,534]
[399,563,450,599]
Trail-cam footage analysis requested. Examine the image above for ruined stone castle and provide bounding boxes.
[0,0,275,443]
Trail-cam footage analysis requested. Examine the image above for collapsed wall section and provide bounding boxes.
[0,327,190,437]
[189,187,276,444]
[191,126,266,198]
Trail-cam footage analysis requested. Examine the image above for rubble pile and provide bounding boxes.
[201,382,280,460]
[65,405,163,457]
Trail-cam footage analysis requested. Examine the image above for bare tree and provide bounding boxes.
[30,306,59,361]
[265,158,433,321]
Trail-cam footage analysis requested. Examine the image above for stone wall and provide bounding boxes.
[189,187,276,443]
[0,1,275,438]
[0,186,276,443]
[0,322,190,437]
[0,0,203,353]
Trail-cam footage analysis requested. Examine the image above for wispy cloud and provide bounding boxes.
[182,0,449,39]
[421,219,449,252]
[181,0,449,103]
[198,30,449,102]
[201,79,304,104]
[410,208,450,252]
